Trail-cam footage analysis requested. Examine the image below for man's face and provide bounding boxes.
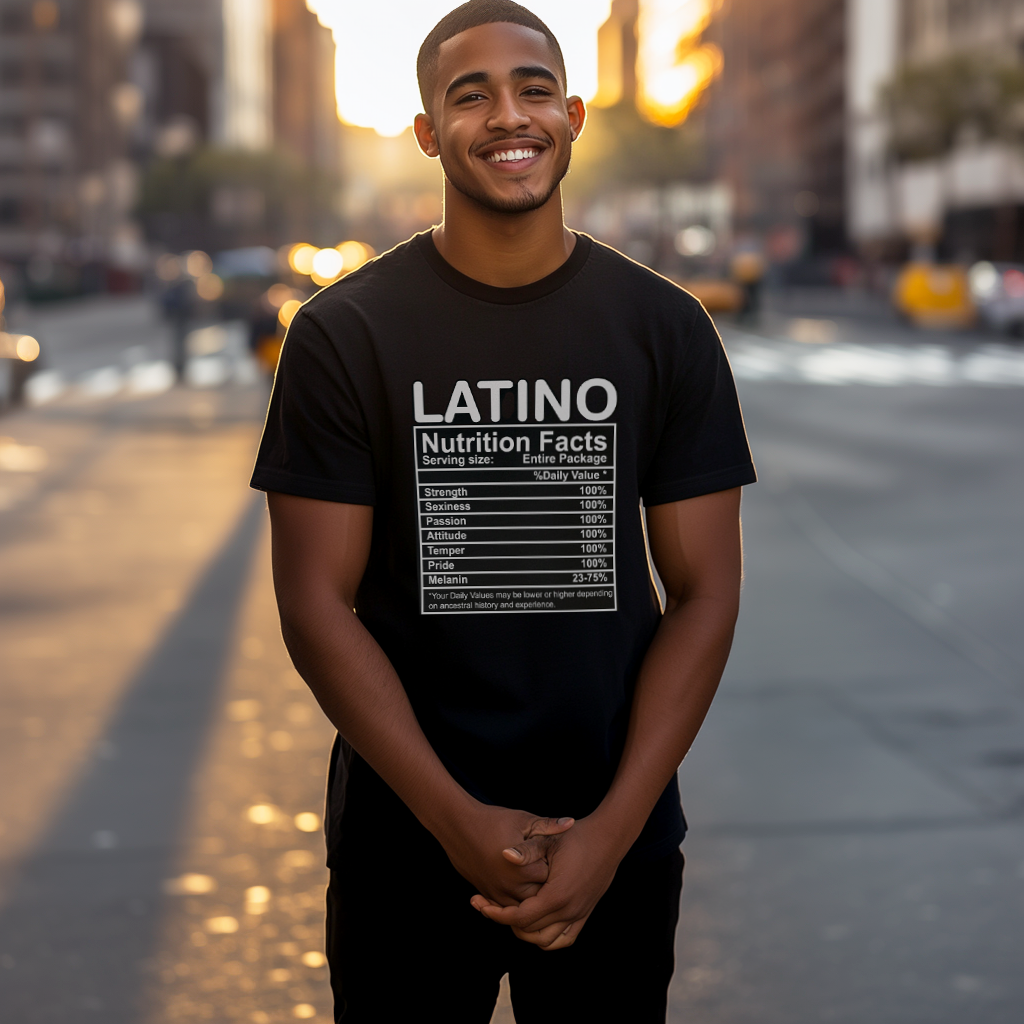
[415,22,585,215]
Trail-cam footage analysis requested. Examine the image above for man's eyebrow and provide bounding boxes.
[444,65,560,100]
[510,65,559,85]
[445,71,489,98]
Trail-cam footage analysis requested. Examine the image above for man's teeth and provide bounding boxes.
[487,149,538,163]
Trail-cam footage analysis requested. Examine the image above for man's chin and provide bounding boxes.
[450,179,558,215]
[443,160,569,216]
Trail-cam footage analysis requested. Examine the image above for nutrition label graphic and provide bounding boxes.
[415,423,617,614]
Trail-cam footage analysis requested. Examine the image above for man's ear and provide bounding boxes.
[414,113,440,158]
[566,96,586,143]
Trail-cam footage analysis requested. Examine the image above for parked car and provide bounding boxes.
[893,262,974,328]
[968,261,1024,336]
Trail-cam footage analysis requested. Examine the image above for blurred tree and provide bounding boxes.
[136,148,341,253]
[568,100,705,195]
[883,54,1024,162]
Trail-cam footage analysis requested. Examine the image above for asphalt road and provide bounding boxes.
[0,295,1021,1023]
[672,315,1024,1024]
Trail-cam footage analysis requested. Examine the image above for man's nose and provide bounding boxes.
[487,89,531,133]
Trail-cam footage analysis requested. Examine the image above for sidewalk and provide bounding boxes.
[0,381,339,1021]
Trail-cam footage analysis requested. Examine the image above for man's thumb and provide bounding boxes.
[503,836,553,866]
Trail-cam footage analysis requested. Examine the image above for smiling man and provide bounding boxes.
[251,2,756,1021]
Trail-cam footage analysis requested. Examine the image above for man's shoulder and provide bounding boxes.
[299,232,428,326]
[583,235,706,313]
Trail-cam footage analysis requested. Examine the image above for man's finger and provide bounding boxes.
[502,833,560,867]
[475,902,524,925]
[510,921,569,947]
[524,816,574,838]
[475,892,570,930]
[536,918,586,951]
[470,895,501,913]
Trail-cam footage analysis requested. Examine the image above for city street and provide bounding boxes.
[674,314,1024,1024]
[0,296,1022,1023]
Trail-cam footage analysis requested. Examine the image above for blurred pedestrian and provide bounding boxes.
[731,249,765,322]
[247,290,284,380]
[251,2,755,1021]
[159,273,195,380]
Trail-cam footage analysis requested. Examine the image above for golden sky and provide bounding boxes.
[307,0,613,136]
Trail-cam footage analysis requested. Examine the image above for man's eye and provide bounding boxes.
[457,91,487,103]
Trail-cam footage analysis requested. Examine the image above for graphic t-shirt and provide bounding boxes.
[250,231,756,864]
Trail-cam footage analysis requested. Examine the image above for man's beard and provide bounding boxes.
[441,135,571,215]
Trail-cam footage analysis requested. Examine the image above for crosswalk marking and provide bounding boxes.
[724,331,1024,387]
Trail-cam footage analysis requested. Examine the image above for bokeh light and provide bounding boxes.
[163,873,217,895]
[293,812,321,832]
[308,1,612,136]
[246,803,278,825]
[278,298,302,328]
[195,274,225,301]
[16,336,41,362]
[968,261,999,300]
[287,243,317,275]
[338,240,374,272]
[311,247,344,282]
[244,886,272,914]
[185,250,213,278]
[675,225,716,257]
[204,916,239,934]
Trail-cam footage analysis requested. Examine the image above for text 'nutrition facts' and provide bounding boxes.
[415,423,617,614]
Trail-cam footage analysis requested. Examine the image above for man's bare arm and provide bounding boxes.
[266,491,572,904]
[474,487,743,947]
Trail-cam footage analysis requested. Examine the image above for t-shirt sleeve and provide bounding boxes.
[249,308,377,505]
[640,302,756,506]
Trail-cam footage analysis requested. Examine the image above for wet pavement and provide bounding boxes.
[0,380,337,1022]
[0,296,1021,1022]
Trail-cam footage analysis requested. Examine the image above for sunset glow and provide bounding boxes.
[307,0,612,136]
[636,0,722,127]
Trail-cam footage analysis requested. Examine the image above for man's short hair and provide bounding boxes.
[417,0,567,112]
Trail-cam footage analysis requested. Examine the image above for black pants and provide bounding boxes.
[325,810,684,1023]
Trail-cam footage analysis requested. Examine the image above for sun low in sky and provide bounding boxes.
[307,0,613,137]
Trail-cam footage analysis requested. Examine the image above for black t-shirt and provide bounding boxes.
[251,231,755,865]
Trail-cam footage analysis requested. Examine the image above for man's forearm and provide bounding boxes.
[470,592,738,948]
[278,595,475,838]
[267,493,575,909]
[589,591,738,858]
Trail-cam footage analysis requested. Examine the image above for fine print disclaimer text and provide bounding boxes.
[415,423,617,614]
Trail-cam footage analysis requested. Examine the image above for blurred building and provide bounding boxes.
[137,0,223,154]
[701,0,848,269]
[0,0,145,289]
[0,0,341,295]
[848,0,1024,263]
[593,0,640,109]
[137,0,341,251]
[270,0,340,185]
[580,0,849,275]
[846,0,900,258]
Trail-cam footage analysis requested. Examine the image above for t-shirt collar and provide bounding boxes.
[414,229,592,305]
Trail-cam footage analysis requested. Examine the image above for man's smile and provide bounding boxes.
[474,137,548,171]
[485,147,539,164]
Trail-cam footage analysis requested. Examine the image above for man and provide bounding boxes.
[250,2,755,1020]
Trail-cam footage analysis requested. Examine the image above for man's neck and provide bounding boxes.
[431,183,576,288]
